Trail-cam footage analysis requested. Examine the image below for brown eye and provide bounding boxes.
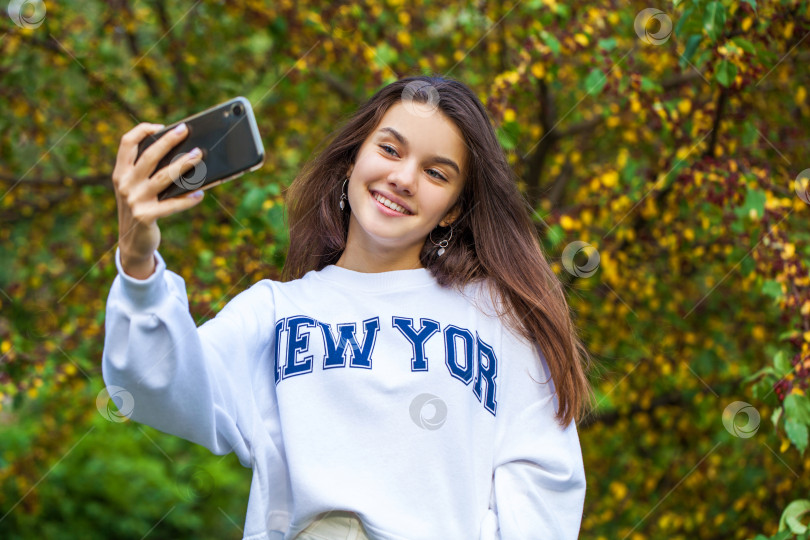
[427,169,446,181]
[379,144,398,156]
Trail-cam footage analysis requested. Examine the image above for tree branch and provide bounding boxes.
[111,0,167,116]
[0,173,110,187]
[11,32,140,119]
[152,0,196,100]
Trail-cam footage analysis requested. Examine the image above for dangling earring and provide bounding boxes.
[429,226,453,257]
[339,177,348,211]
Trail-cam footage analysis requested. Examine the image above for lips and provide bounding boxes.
[370,189,413,215]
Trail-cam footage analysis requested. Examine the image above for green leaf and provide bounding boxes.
[741,120,758,146]
[715,59,737,87]
[496,126,515,150]
[785,418,808,455]
[740,254,755,276]
[784,393,810,424]
[775,351,792,377]
[375,42,398,66]
[553,3,571,20]
[732,37,757,55]
[733,187,765,219]
[703,1,726,42]
[743,365,776,384]
[681,34,702,67]
[546,223,564,248]
[772,406,783,428]
[541,31,562,56]
[640,76,662,93]
[584,69,606,95]
[779,500,810,534]
[597,37,617,51]
[778,329,801,341]
[762,280,783,301]
[674,7,693,36]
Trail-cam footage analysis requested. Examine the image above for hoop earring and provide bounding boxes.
[429,226,453,257]
[339,177,348,211]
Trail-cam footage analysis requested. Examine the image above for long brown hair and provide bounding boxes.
[281,75,596,428]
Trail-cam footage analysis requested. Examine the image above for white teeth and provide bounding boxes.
[373,192,410,215]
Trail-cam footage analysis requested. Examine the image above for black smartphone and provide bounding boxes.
[136,97,265,200]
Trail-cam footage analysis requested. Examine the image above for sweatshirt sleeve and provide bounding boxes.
[479,333,587,540]
[101,247,275,468]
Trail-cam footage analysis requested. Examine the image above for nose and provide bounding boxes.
[387,159,419,194]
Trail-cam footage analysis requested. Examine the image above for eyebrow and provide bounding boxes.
[377,127,461,176]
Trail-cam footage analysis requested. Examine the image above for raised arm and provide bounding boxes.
[102,246,276,467]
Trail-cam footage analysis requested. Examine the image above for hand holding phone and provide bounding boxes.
[135,97,265,200]
[112,122,206,279]
[111,97,266,279]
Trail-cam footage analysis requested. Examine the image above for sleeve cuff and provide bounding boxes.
[114,246,170,311]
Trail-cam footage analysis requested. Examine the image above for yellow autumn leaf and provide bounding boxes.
[559,215,575,230]
[574,33,589,47]
[742,17,752,31]
[602,171,619,188]
[609,481,628,499]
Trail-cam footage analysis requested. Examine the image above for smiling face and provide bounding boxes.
[338,101,468,271]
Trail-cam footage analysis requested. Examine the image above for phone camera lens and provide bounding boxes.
[232,104,244,116]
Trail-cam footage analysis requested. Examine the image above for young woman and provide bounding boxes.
[103,75,595,540]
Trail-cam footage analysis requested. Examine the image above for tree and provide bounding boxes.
[1,0,808,538]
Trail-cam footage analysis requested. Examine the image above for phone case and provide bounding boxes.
[135,97,265,200]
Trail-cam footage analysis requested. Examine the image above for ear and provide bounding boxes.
[346,163,354,178]
[439,202,462,228]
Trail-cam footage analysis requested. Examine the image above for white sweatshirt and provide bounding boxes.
[102,247,586,540]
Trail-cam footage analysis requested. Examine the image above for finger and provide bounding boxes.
[133,122,190,180]
[116,123,165,172]
[148,147,206,197]
[157,189,206,220]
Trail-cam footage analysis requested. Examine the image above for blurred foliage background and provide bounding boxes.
[2,0,810,538]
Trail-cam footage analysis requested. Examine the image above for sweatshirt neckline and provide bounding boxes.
[313,263,436,291]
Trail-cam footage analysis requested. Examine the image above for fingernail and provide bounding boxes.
[173,123,187,134]
[189,147,201,158]
[153,123,165,130]
[188,190,203,198]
